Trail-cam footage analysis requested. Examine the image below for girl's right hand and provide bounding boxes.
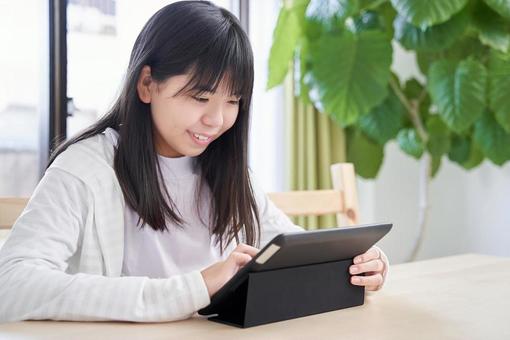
[200,243,259,297]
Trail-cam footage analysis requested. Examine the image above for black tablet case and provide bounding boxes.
[199,223,392,328]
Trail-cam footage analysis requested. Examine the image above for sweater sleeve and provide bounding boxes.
[0,168,210,322]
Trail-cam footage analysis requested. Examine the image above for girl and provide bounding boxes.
[0,1,388,322]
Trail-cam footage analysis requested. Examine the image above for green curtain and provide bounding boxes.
[285,70,347,230]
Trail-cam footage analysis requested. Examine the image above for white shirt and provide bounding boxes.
[121,151,233,278]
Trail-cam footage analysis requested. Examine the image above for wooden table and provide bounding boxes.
[0,254,509,339]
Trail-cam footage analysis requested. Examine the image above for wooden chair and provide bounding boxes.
[0,197,29,230]
[268,163,359,227]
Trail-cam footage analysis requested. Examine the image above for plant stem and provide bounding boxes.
[388,78,432,262]
[408,153,432,261]
[416,87,428,104]
[389,77,429,144]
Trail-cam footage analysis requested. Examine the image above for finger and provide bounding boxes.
[366,284,383,292]
[234,243,259,257]
[349,259,384,275]
[228,251,253,268]
[353,247,380,264]
[350,273,383,287]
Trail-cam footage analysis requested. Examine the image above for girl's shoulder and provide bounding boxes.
[48,130,117,183]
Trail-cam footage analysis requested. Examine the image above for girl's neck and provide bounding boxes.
[157,154,196,178]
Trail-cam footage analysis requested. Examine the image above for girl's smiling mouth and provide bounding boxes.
[188,131,214,145]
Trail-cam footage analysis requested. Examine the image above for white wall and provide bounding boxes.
[366,142,510,264]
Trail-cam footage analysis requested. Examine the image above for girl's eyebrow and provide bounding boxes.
[190,86,242,98]
[174,78,241,97]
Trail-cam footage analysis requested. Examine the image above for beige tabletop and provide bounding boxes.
[0,253,509,340]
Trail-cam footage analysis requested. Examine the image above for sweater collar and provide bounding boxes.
[158,154,197,178]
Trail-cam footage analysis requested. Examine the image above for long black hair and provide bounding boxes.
[48,1,260,251]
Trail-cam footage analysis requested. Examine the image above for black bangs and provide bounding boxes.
[175,16,254,105]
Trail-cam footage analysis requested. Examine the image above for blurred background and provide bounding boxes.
[0,0,509,264]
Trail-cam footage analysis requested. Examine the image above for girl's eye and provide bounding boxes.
[229,100,240,105]
[192,96,209,103]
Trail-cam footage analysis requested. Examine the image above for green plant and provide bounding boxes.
[268,0,510,261]
[268,0,510,179]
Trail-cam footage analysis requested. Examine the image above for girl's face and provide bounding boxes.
[137,66,241,158]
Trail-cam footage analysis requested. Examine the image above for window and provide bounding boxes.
[0,0,49,196]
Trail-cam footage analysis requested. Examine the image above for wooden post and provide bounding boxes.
[330,163,359,227]
[0,198,28,229]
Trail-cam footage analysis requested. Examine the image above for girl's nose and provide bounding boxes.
[202,105,224,128]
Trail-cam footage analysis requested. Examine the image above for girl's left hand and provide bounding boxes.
[349,246,389,291]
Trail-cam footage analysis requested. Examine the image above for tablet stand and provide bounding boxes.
[207,259,364,328]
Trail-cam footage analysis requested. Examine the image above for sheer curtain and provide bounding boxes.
[285,69,347,229]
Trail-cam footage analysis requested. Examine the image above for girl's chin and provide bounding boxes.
[156,140,207,158]
[185,149,207,157]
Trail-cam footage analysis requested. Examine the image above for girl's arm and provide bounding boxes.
[0,169,210,322]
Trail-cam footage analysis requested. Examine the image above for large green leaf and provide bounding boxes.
[347,129,384,178]
[390,0,469,27]
[349,3,397,38]
[448,134,484,169]
[403,78,431,120]
[403,77,423,98]
[294,39,312,105]
[360,0,387,10]
[416,37,488,75]
[428,59,487,133]
[474,112,510,165]
[397,128,424,159]
[307,30,392,125]
[349,10,382,32]
[307,0,359,22]
[484,0,510,19]
[472,1,510,53]
[431,154,442,177]
[394,8,469,52]
[448,134,470,164]
[305,0,358,33]
[488,50,510,133]
[358,90,405,145]
[461,141,485,169]
[378,2,398,38]
[426,115,451,157]
[267,7,301,89]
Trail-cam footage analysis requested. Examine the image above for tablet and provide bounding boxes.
[198,222,392,316]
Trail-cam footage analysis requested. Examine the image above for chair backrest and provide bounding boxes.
[268,163,359,227]
[0,198,29,230]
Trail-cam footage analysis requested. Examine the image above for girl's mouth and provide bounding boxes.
[189,131,213,145]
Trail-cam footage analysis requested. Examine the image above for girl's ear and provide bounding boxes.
[137,65,153,104]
